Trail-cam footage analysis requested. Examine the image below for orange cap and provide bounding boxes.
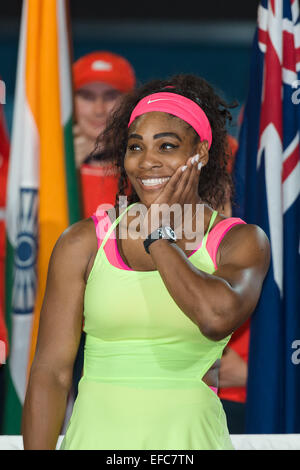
[73,51,136,93]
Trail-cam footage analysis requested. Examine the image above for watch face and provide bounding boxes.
[164,226,176,240]
[165,226,173,238]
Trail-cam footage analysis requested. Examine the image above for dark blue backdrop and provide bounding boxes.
[0,28,252,137]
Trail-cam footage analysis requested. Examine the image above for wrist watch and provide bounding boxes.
[143,226,177,254]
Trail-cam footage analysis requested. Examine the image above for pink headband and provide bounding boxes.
[128,92,212,149]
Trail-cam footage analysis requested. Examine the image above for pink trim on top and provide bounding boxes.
[92,211,246,271]
[210,386,218,395]
[92,210,133,270]
[206,218,246,270]
[113,239,132,270]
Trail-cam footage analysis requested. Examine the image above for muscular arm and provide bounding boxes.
[22,219,96,449]
[148,223,270,341]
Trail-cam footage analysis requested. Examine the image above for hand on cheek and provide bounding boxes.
[141,153,204,236]
[178,153,203,203]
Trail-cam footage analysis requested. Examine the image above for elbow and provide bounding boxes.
[198,321,230,342]
[53,367,74,393]
[195,296,243,342]
[28,359,73,395]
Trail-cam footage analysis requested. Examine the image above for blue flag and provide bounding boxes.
[233,0,300,433]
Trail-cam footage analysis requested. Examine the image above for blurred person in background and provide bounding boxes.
[73,51,135,217]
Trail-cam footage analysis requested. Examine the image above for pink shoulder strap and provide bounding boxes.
[91,210,132,270]
[92,212,246,272]
[206,217,246,269]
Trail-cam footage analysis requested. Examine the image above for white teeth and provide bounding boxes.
[141,177,170,186]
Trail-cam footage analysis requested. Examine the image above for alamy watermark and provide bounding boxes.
[291,80,300,104]
[291,340,300,365]
[0,80,5,104]
[95,196,205,251]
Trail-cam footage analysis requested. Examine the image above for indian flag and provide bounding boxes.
[4,0,80,433]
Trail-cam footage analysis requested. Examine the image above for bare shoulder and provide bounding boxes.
[219,222,270,251]
[57,217,96,246]
[50,217,98,278]
[218,222,270,271]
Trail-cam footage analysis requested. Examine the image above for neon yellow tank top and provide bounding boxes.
[61,203,234,450]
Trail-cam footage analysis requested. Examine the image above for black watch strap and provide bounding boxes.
[143,226,176,254]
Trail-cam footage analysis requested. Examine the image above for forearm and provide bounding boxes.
[148,240,241,340]
[22,367,70,450]
[219,348,248,388]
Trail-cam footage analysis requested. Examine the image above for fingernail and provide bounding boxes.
[181,165,188,172]
[198,162,203,170]
[191,154,199,164]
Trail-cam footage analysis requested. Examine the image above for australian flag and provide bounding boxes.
[233,0,300,433]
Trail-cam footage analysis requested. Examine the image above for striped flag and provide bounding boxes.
[234,0,300,432]
[4,0,80,433]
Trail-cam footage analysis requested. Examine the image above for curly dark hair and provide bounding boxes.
[91,74,237,209]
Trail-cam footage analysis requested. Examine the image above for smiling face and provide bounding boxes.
[75,81,122,141]
[124,112,207,206]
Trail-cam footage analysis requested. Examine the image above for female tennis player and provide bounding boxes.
[22,74,270,450]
